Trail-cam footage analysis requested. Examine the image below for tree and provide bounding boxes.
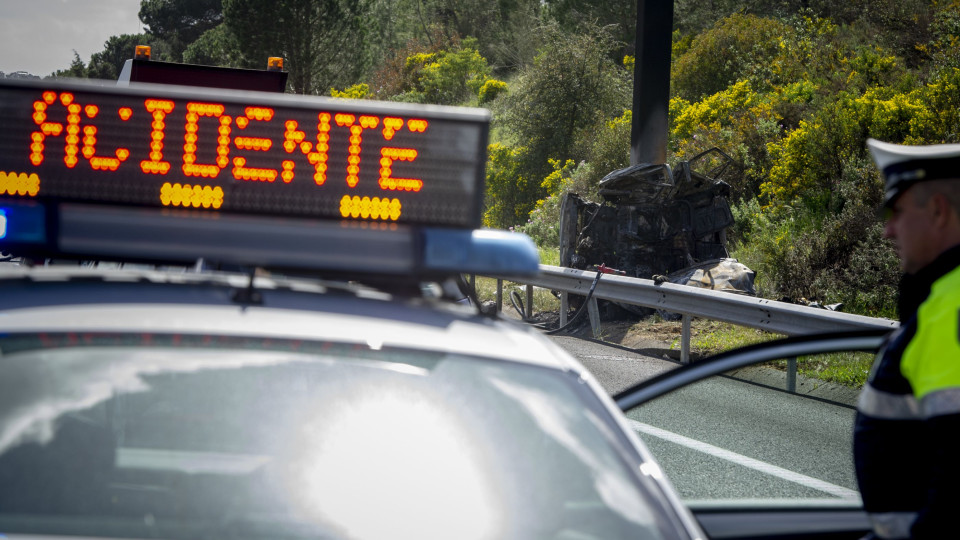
[182,23,243,67]
[411,0,545,71]
[52,52,88,79]
[486,24,630,228]
[223,0,376,94]
[139,0,224,61]
[87,34,159,80]
[496,24,630,184]
[542,0,635,58]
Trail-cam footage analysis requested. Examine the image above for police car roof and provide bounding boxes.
[0,265,573,371]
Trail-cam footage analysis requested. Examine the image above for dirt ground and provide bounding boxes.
[497,302,689,358]
[501,302,767,361]
[565,318,678,351]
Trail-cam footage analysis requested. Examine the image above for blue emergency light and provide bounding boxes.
[0,201,46,245]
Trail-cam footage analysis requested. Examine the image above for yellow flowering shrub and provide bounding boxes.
[329,83,370,99]
[484,143,535,229]
[395,40,493,105]
[478,79,508,104]
[910,67,960,142]
[671,80,758,140]
[539,159,576,195]
[761,119,823,205]
[758,67,960,210]
[853,88,925,142]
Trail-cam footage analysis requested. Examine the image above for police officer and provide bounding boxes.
[855,138,960,539]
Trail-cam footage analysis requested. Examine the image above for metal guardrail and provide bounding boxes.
[487,265,898,389]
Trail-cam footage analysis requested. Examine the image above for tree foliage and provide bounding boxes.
[489,24,630,227]
[542,0,635,58]
[139,0,224,61]
[53,52,89,79]
[223,0,376,94]
[404,0,545,70]
[181,23,243,67]
[672,14,790,101]
[87,34,161,80]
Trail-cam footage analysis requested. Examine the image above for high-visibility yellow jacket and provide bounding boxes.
[854,245,960,539]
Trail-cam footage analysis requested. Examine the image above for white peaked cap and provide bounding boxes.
[867,138,960,206]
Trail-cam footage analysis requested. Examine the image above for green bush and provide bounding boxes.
[925,0,960,74]
[672,14,791,101]
[514,160,594,248]
[394,38,493,105]
[484,143,536,229]
[777,203,898,317]
[730,174,896,317]
[495,24,630,183]
[579,111,631,190]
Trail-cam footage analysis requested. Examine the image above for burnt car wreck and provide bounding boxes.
[559,148,756,298]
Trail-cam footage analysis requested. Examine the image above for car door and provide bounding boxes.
[614,329,890,539]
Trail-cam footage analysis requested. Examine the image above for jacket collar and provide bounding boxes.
[899,244,960,321]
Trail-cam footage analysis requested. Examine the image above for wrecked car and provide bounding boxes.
[559,148,756,299]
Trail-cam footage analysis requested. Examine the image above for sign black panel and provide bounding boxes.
[0,79,489,229]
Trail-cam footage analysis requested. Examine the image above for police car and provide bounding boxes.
[0,72,711,540]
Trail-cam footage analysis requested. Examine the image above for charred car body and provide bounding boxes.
[559,148,756,297]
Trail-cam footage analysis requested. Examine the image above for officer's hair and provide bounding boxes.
[911,179,960,218]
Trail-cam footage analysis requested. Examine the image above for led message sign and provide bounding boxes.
[0,79,489,228]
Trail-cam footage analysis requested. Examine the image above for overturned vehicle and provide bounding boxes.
[559,148,756,300]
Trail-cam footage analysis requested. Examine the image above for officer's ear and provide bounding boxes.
[931,192,958,229]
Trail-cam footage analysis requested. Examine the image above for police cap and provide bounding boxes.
[867,138,960,207]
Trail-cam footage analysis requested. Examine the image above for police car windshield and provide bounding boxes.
[0,333,680,540]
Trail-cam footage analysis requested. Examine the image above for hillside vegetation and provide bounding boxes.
[56,0,960,318]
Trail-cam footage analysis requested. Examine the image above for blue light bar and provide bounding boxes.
[422,229,539,276]
[0,199,539,278]
[0,200,46,245]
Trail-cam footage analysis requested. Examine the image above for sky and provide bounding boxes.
[0,0,143,77]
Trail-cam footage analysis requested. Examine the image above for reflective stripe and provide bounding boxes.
[868,511,917,539]
[921,386,960,417]
[858,383,921,419]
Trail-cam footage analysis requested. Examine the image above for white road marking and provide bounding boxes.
[627,419,860,501]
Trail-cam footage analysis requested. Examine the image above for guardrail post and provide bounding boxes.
[560,291,569,327]
[681,314,692,364]
[496,279,503,313]
[787,357,797,392]
[525,284,534,320]
[587,298,601,338]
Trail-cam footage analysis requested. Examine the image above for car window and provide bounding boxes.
[620,341,879,505]
[0,333,683,540]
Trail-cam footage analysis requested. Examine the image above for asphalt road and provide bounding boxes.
[550,334,860,503]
